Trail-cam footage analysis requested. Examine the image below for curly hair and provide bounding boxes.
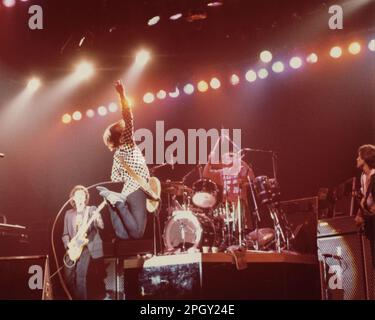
[358,144,375,169]
[69,185,90,209]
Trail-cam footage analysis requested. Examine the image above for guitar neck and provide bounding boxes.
[77,201,106,236]
[118,157,159,200]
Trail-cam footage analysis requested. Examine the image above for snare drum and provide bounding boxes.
[163,210,217,251]
[192,179,219,209]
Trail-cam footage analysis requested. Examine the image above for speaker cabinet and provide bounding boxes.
[317,217,374,300]
[0,255,53,300]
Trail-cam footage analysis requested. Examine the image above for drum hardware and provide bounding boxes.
[162,180,193,196]
[240,148,278,182]
[192,178,219,209]
[247,175,261,250]
[266,204,286,253]
[254,176,281,205]
[158,146,291,254]
[246,228,275,250]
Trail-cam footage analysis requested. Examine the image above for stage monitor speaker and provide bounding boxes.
[0,255,53,300]
[317,216,374,300]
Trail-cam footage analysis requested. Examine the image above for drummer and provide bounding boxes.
[203,150,255,229]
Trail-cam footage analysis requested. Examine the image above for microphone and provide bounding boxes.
[0,153,4,158]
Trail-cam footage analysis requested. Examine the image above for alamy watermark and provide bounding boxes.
[134,121,242,165]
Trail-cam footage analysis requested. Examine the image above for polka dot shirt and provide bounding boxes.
[111,98,150,197]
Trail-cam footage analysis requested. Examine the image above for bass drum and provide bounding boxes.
[163,210,217,251]
[192,179,219,209]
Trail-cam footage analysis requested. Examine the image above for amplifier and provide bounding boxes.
[0,255,53,300]
[318,216,357,237]
[317,216,374,300]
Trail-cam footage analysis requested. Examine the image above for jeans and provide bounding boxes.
[109,188,147,239]
[64,247,90,300]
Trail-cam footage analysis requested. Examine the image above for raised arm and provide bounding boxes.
[115,80,134,135]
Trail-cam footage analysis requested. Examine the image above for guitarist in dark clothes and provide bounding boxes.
[97,81,150,240]
[354,144,375,267]
[62,185,104,300]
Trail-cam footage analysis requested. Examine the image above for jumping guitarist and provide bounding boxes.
[354,144,375,267]
[97,80,159,240]
[62,185,104,300]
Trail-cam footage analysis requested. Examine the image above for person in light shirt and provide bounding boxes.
[354,144,375,267]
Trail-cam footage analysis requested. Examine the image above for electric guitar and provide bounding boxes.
[354,188,375,217]
[118,157,161,213]
[64,201,106,267]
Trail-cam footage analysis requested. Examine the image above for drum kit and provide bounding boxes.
[159,158,295,254]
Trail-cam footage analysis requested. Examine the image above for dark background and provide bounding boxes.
[0,0,374,254]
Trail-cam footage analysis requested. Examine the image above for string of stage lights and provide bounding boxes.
[0,0,29,8]
[58,38,375,125]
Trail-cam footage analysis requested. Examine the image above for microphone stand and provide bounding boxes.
[241,148,278,181]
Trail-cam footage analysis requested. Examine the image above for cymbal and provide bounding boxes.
[162,180,192,195]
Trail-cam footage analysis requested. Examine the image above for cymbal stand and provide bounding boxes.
[267,203,286,253]
[247,175,261,250]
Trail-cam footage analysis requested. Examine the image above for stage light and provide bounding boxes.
[143,92,155,104]
[108,102,118,112]
[257,68,268,79]
[207,1,223,7]
[26,77,41,92]
[86,109,95,118]
[230,74,240,85]
[245,70,257,82]
[2,0,16,8]
[197,81,209,92]
[148,16,160,26]
[135,50,151,67]
[74,61,94,79]
[98,106,108,116]
[169,87,180,98]
[170,13,182,20]
[260,50,272,63]
[289,57,302,69]
[369,39,375,52]
[210,78,221,89]
[272,61,284,73]
[72,111,82,121]
[306,53,318,64]
[348,42,361,55]
[330,46,342,58]
[62,114,72,124]
[183,84,194,95]
[157,90,167,99]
